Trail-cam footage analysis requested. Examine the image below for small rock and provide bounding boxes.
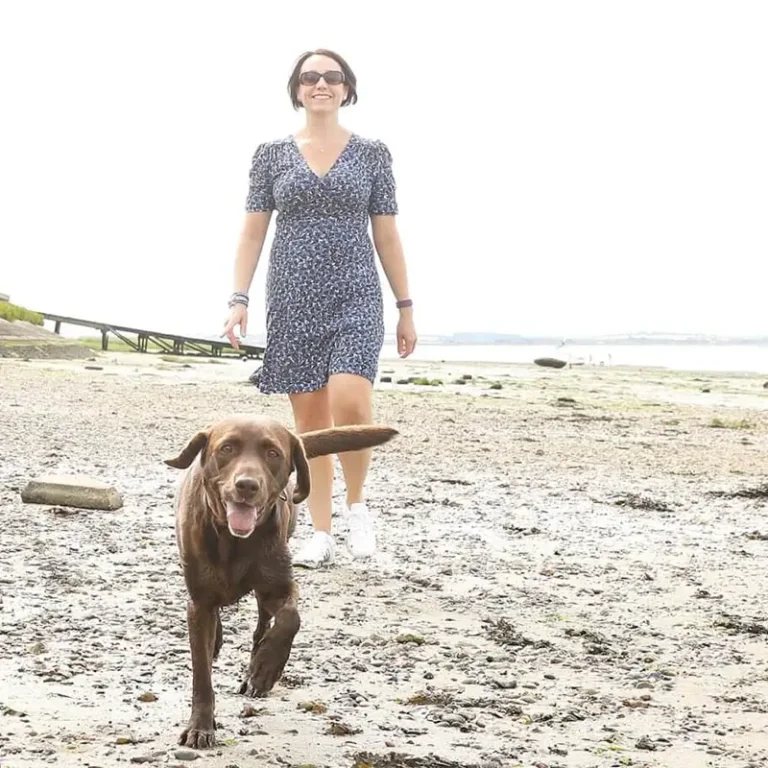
[636,735,657,751]
[241,704,266,717]
[137,692,158,702]
[327,721,361,736]
[27,641,46,655]
[174,749,200,761]
[396,633,425,645]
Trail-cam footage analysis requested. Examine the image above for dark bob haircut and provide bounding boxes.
[287,49,358,110]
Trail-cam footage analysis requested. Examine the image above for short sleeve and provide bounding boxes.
[245,143,275,212]
[368,140,398,216]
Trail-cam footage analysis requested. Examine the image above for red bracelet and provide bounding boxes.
[396,299,413,309]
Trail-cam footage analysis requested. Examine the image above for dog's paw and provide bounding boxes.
[239,645,289,697]
[238,676,268,698]
[179,715,216,749]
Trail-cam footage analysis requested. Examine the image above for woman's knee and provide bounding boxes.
[289,388,332,432]
[329,374,373,426]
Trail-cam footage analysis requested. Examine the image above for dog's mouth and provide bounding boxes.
[225,500,267,538]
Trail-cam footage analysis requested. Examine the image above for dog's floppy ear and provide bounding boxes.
[290,433,311,505]
[164,430,210,469]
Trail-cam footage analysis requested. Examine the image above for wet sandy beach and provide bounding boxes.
[1,352,767,768]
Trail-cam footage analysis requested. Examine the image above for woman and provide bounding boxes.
[222,49,417,569]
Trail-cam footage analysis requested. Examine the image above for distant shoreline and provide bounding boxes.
[416,337,768,347]
[241,334,768,348]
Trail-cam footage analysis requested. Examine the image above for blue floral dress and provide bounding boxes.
[245,133,398,395]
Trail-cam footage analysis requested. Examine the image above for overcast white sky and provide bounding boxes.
[1,1,766,339]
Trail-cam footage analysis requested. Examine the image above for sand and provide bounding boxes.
[0,351,767,768]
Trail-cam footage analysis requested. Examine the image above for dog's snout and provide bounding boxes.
[234,476,262,496]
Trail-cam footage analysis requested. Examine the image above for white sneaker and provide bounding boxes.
[293,530,336,569]
[345,502,376,559]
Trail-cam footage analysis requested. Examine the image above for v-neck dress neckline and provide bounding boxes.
[289,133,356,180]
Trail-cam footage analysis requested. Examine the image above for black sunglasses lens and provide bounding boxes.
[299,70,344,86]
[323,71,344,85]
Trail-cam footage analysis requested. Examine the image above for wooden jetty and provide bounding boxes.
[34,311,264,359]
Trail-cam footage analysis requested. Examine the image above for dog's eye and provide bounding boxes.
[266,448,280,459]
[220,444,233,453]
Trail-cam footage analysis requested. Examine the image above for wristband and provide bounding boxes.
[396,299,413,309]
[228,292,249,309]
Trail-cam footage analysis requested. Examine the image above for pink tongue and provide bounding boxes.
[226,501,257,531]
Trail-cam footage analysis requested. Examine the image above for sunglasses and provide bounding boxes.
[299,70,345,86]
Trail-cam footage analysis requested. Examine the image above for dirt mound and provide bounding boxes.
[0,319,93,359]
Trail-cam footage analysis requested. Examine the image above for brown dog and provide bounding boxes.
[164,415,398,749]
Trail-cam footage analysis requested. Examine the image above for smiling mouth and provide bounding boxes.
[225,500,265,538]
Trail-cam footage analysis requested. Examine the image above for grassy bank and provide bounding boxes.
[77,336,234,361]
[0,301,43,325]
[77,335,166,353]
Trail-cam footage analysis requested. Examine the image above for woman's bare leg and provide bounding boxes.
[288,388,336,567]
[328,373,377,558]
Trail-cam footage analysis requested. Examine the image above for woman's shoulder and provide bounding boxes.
[251,136,294,162]
[351,134,394,164]
[352,133,391,151]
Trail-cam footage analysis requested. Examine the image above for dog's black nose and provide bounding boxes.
[235,476,261,495]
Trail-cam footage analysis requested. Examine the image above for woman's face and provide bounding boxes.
[296,54,348,113]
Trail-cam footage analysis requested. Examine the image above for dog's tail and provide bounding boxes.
[300,425,398,460]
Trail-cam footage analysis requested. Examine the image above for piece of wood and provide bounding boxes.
[21,474,124,511]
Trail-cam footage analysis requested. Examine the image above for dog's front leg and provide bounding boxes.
[179,599,219,748]
[240,581,300,697]
[237,599,271,695]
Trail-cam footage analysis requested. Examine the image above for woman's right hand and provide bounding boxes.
[223,304,248,349]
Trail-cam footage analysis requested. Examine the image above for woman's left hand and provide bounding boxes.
[397,313,417,358]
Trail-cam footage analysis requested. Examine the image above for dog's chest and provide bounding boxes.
[190,540,262,606]
[190,560,256,606]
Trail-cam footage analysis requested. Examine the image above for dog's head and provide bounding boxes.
[165,416,398,539]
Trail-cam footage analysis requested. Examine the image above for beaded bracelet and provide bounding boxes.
[228,292,249,309]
